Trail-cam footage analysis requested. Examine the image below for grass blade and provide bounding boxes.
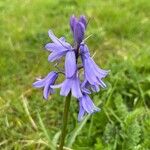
[66,115,90,148]
[37,112,56,150]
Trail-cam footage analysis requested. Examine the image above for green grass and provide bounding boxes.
[0,0,150,149]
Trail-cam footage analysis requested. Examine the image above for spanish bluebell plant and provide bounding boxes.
[33,15,109,149]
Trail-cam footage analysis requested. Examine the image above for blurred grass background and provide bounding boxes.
[0,0,150,149]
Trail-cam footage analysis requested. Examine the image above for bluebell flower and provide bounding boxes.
[33,71,58,99]
[80,44,109,87]
[78,93,100,121]
[52,73,82,99]
[83,57,108,87]
[45,30,73,62]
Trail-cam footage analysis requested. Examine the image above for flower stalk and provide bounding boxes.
[59,92,71,150]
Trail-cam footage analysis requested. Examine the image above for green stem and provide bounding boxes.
[59,92,71,150]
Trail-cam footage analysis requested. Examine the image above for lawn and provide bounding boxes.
[0,0,150,149]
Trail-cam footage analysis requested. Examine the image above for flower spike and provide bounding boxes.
[33,15,109,121]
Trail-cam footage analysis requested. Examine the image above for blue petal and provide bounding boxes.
[90,58,108,78]
[70,15,77,33]
[84,58,99,84]
[48,51,68,62]
[33,72,55,88]
[80,44,90,58]
[81,80,91,94]
[48,30,63,46]
[82,88,91,94]
[65,51,76,78]
[51,83,62,89]
[48,30,71,49]
[91,84,100,92]
[71,77,82,98]
[43,82,53,99]
[33,79,45,88]
[45,43,64,52]
[79,15,87,28]
[59,37,66,42]
[60,79,71,96]
[42,72,58,99]
[49,72,58,84]
[78,100,85,121]
[81,95,92,113]
[97,78,107,88]
[33,72,58,99]
[81,95,100,114]
[85,95,100,112]
[83,56,108,87]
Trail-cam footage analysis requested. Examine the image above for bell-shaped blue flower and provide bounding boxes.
[33,71,58,99]
[80,44,109,87]
[45,30,72,62]
[78,94,100,121]
[52,73,82,99]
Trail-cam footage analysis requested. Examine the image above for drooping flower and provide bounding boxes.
[83,57,108,87]
[80,44,109,87]
[52,73,82,99]
[33,71,58,99]
[45,30,73,62]
[78,94,100,121]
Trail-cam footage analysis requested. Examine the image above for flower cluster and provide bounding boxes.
[33,15,109,121]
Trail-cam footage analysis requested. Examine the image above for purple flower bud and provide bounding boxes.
[70,15,87,45]
[70,15,77,33]
[74,22,85,45]
[79,15,87,28]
